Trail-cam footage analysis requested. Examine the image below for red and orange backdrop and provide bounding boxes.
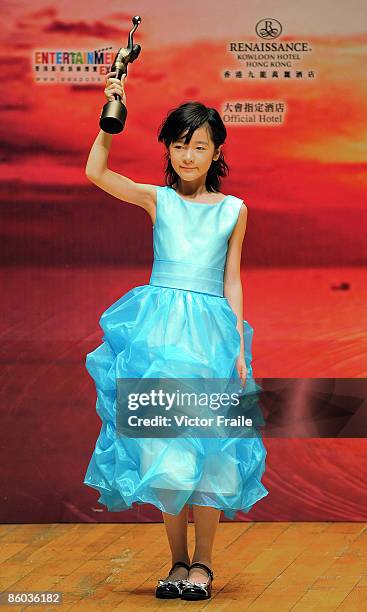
[1,2,366,522]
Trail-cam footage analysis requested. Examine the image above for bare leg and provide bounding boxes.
[160,504,190,581]
[189,505,221,583]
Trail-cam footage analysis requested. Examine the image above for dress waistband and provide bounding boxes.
[149,259,224,297]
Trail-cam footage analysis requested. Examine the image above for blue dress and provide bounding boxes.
[83,185,269,519]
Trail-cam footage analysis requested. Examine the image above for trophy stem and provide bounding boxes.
[99,16,141,134]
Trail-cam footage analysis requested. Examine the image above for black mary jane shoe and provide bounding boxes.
[155,560,190,599]
[180,561,214,600]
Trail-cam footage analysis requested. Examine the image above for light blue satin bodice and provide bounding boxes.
[149,186,244,297]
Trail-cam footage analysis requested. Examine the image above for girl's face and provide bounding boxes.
[168,124,222,184]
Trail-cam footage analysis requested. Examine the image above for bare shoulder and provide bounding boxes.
[238,201,248,216]
[224,201,248,284]
[228,201,248,243]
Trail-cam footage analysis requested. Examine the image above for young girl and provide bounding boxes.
[83,70,269,600]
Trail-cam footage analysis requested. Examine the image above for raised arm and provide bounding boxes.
[85,71,157,221]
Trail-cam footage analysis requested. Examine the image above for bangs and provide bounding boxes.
[160,103,212,147]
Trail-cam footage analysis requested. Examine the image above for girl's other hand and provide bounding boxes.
[236,354,247,387]
[104,70,127,105]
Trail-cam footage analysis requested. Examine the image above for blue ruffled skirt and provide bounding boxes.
[83,284,268,519]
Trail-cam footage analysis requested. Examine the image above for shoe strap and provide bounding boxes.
[190,562,214,579]
[169,560,190,574]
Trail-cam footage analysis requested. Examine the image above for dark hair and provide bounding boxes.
[157,101,229,193]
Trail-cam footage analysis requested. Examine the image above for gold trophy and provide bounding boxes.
[99,15,142,134]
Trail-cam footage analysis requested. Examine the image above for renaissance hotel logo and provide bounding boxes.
[224,17,316,80]
[32,46,114,82]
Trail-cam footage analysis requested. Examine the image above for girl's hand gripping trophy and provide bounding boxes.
[99,15,142,134]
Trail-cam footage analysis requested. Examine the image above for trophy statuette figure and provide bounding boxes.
[99,15,142,134]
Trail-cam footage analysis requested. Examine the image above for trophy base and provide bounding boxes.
[99,100,127,134]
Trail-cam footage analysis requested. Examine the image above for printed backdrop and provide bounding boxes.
[1,1,366,522]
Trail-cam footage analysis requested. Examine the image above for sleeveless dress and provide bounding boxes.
[83,185,269,519]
